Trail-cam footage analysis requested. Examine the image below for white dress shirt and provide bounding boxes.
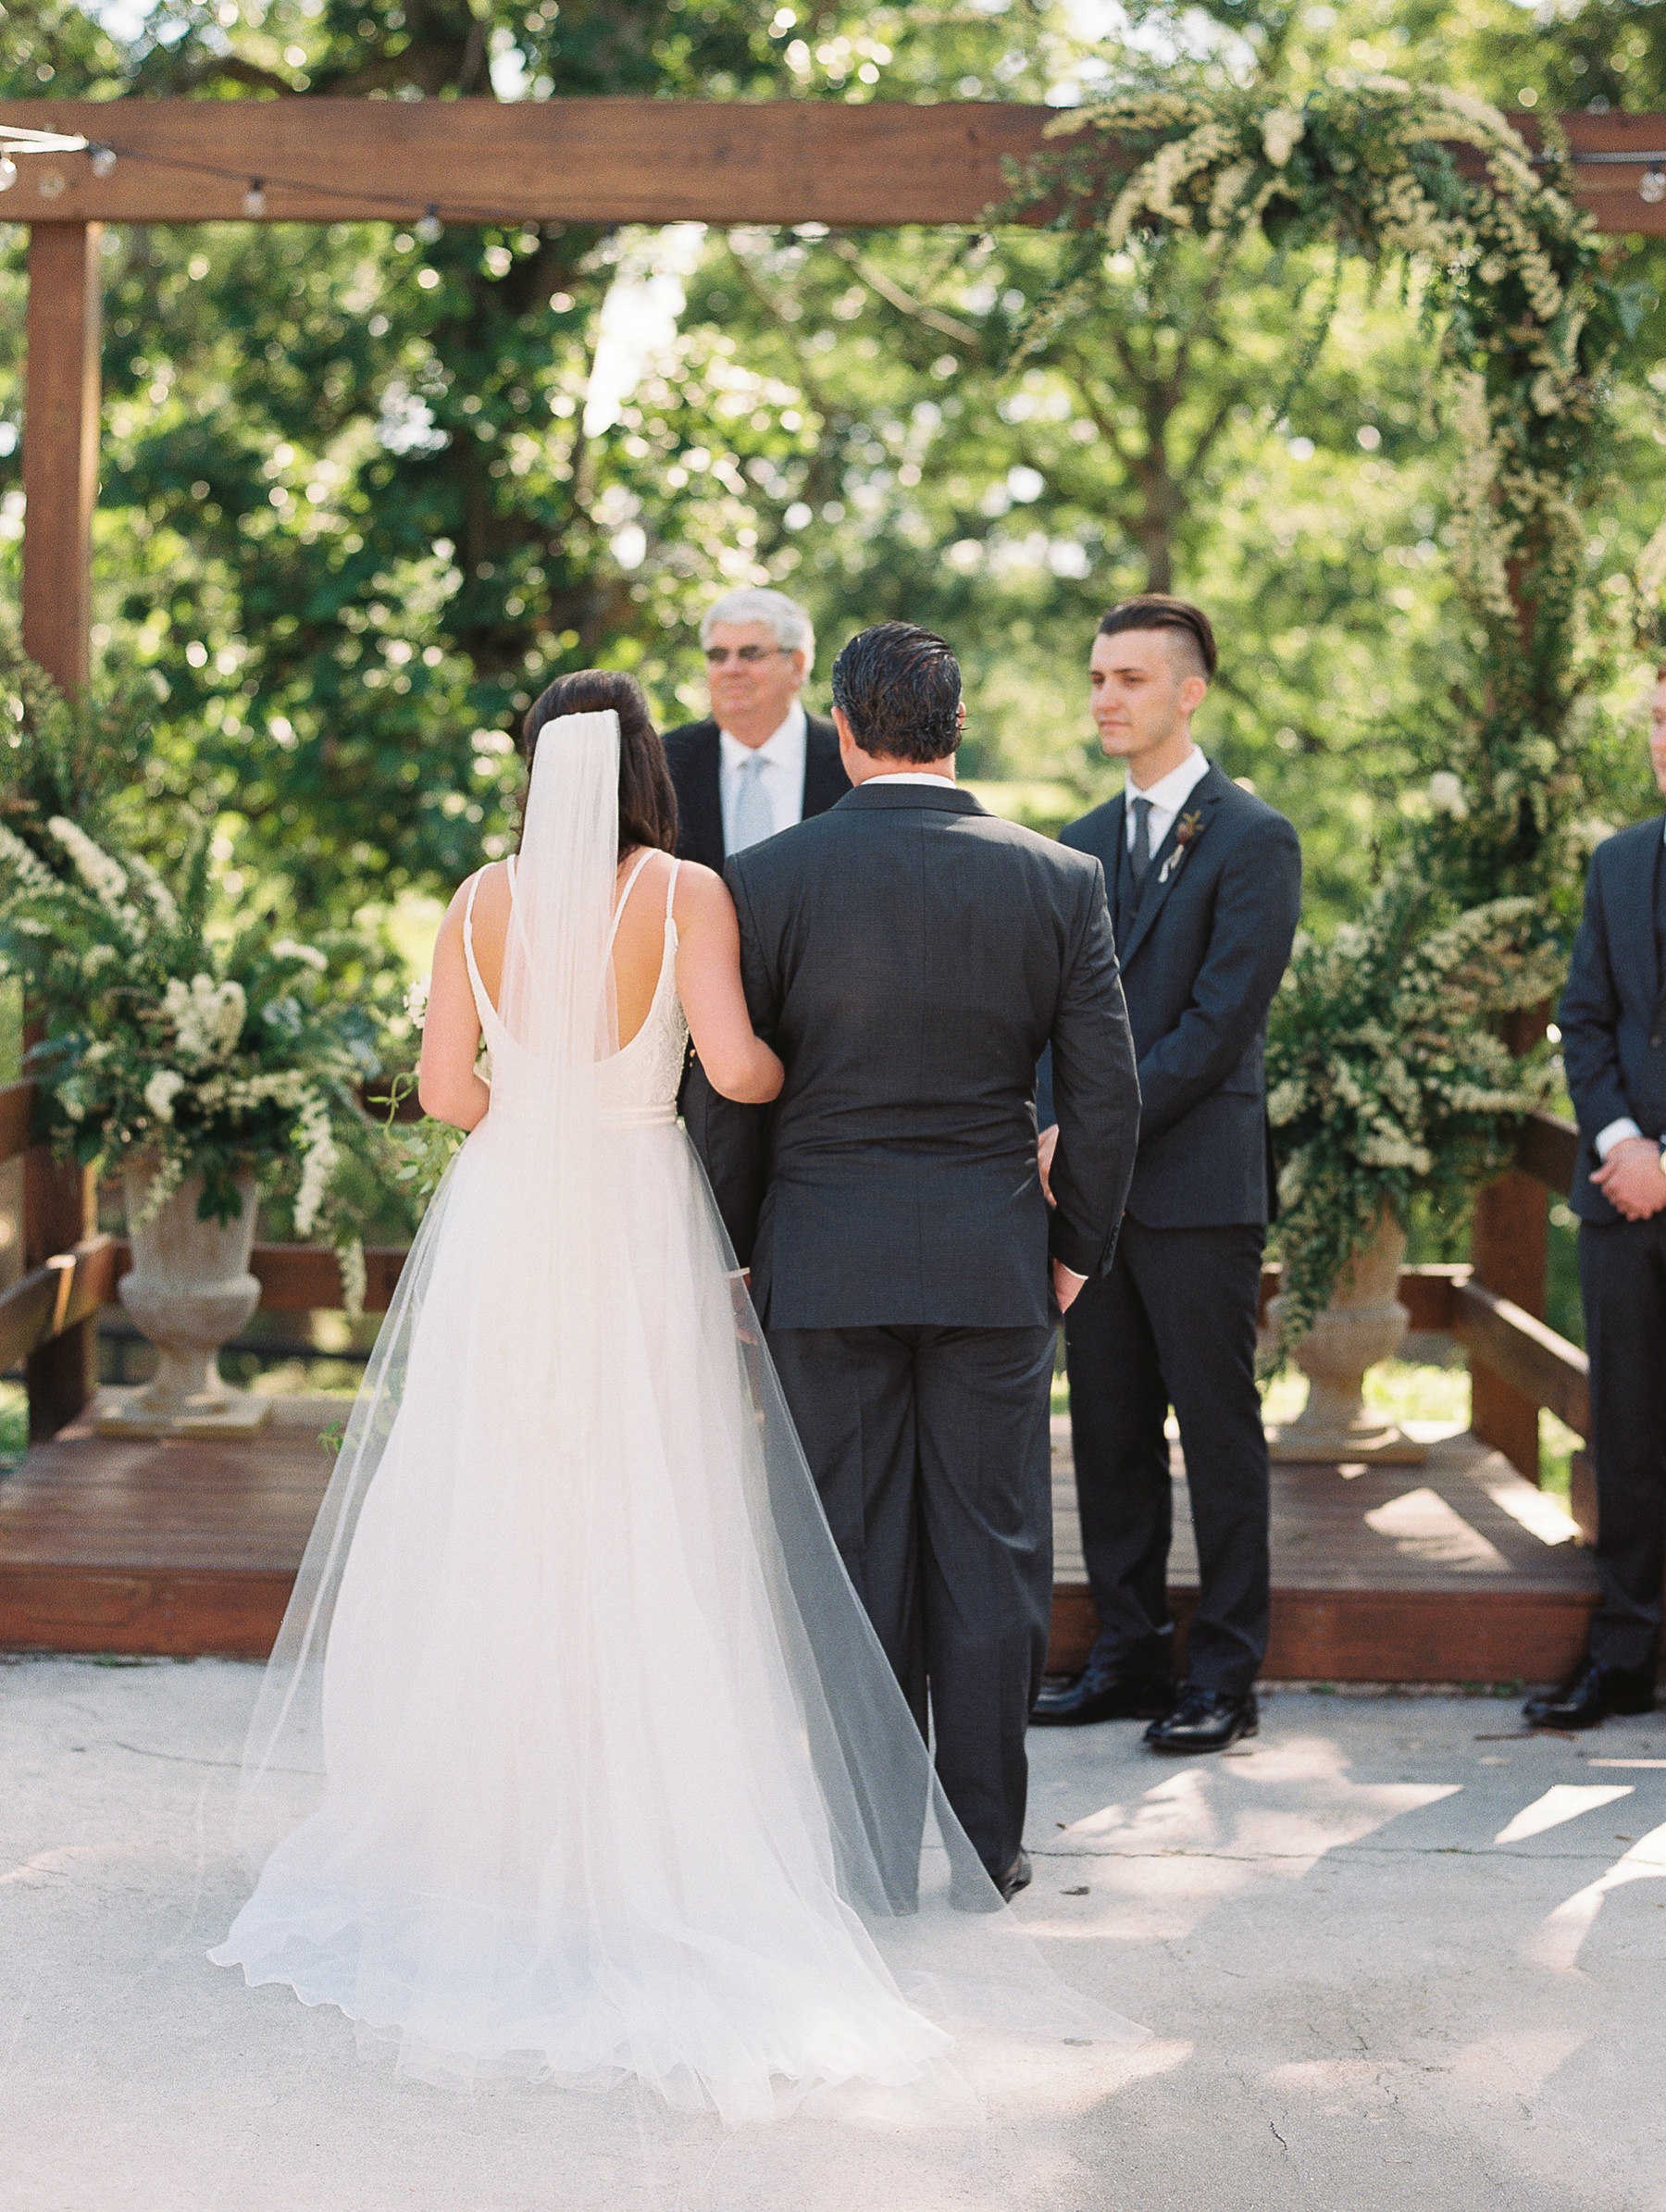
[719,702,807,851]
[1125,744,1211,856]
[863,771,954,788]
[1592,816,1666,1161]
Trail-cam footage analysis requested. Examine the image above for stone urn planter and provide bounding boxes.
[1263,1206,1425,1465]
[97,1162,270,1437]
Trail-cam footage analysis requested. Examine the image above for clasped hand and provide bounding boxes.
[1591,1136,1666,1222]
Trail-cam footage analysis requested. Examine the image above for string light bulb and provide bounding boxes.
[242,177,267,217]
[1642,164,1666,206]
[88,144,117,179]
[415,205,441,243]
[0,156,15,193]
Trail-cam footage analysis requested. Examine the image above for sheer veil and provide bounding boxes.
[230,709,626,1870]
[223,707,1144,2120]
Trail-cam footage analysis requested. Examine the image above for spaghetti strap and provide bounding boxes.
[665,856,680,924]
[604,849,659,962]
[460,867,497,1030]
[462,866,486,968]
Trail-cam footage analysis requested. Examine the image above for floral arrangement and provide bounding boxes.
[0,628,386,1313]
[1262,865,1565,1353]
[1005,76,1641,916]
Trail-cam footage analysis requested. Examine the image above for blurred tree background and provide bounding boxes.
[0,0,1662,957]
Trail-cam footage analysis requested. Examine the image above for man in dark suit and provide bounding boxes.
[1032,596,1301,1754]
[660,586,849,869]
[686,623,1139,1899]
[1523,677,1666,1731]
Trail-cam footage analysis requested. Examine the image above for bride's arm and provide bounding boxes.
[674,864,784,1105]
[416,885,492,1130]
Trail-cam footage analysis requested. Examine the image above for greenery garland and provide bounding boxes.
[1006,80,1649,1345]
[1006,76,1640,912]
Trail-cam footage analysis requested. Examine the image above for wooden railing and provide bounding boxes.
[0,1083,1594,1499]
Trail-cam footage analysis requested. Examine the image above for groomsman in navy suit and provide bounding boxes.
[661,587,849,867]
[1525,673,1666,1731]
[1033,596,1301,1754]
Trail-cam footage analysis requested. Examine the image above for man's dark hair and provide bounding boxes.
[830,623,963,764]
[1097,595,1217,683]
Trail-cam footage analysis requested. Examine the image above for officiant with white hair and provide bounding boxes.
[662,587,850,869]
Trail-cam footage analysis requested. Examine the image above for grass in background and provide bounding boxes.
[0,1379,26,1468]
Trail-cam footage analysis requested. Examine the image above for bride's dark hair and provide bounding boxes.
[519,669,678,860]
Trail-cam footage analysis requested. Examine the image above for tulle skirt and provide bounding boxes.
[211,1110,1140,2125]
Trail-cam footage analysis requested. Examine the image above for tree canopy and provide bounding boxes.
[1,0,1662,938]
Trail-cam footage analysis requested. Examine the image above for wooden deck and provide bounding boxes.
[0,1397,340,1658]
[1049,1418,1598,1684]
[0,1398,1598,1682]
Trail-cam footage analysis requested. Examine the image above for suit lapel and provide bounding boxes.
[1614,821,1665,1013]
[1115,764,1225,973]
[687,722,724,867]
[801,714,849,820]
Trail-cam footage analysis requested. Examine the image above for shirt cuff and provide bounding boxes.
[1595,1117,1645,1162]
[1054,1262,1088,1286]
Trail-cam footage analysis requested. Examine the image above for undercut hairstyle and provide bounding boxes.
[699,586,815,670]
[520,668,678,860]
[1097,595,1218,684]
[829,623,963,765]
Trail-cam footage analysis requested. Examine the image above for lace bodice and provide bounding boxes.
[462,851,688,1127]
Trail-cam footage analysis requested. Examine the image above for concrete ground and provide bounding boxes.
[4,1657,1664,2212]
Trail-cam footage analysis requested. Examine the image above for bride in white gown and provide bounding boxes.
[212,672,1141,2125]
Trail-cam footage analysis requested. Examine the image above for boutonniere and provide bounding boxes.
[1157,810,1206,886]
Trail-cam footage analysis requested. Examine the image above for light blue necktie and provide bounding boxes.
[729,752,774,854]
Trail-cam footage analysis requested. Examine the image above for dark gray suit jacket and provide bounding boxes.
[661,712,850,873]
[1040,761,1301,1228]
[1559,814,1666,1225]
[685,781,1140,1332]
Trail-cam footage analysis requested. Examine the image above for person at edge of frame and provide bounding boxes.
[1523,665,1666,1732]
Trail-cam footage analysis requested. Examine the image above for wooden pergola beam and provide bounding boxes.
[0,97,1663,233]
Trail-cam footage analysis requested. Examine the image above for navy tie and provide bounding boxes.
[1128,795,1153,889]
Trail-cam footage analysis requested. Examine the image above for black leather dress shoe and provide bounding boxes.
[1143,1685,1258,1754]
[997,1848,1033,1903]
[1523,1659,1655,1731]
[951,1847,1031,1912]
[1031,1670,1176,1727]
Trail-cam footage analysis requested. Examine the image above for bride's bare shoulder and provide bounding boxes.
[436,861,513,965]
[667,859,734,927]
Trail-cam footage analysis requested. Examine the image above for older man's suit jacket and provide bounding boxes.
[684,781,1140,1331]
[1560,814,1666,1225]
[1039,762,1301,1228]
[661,712,849,872]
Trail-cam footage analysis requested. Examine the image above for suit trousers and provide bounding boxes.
[1581,1214,1666,1673]
[1064,1218,1270,1696]
[766,1322,1056,1881]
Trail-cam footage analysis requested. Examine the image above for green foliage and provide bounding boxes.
[1263,866,1564,1352]
[1007,77,1634,917]
[0,633,392,1274]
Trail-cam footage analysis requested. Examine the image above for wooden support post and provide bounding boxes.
[1470,1010,1549,1483]
[20,222,102,1437]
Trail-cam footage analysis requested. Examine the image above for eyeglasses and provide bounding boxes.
[704,645,791,667]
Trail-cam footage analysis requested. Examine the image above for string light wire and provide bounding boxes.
[1,116,1663,218]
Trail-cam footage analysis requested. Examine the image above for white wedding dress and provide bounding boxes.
[211,710,1140,2126]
